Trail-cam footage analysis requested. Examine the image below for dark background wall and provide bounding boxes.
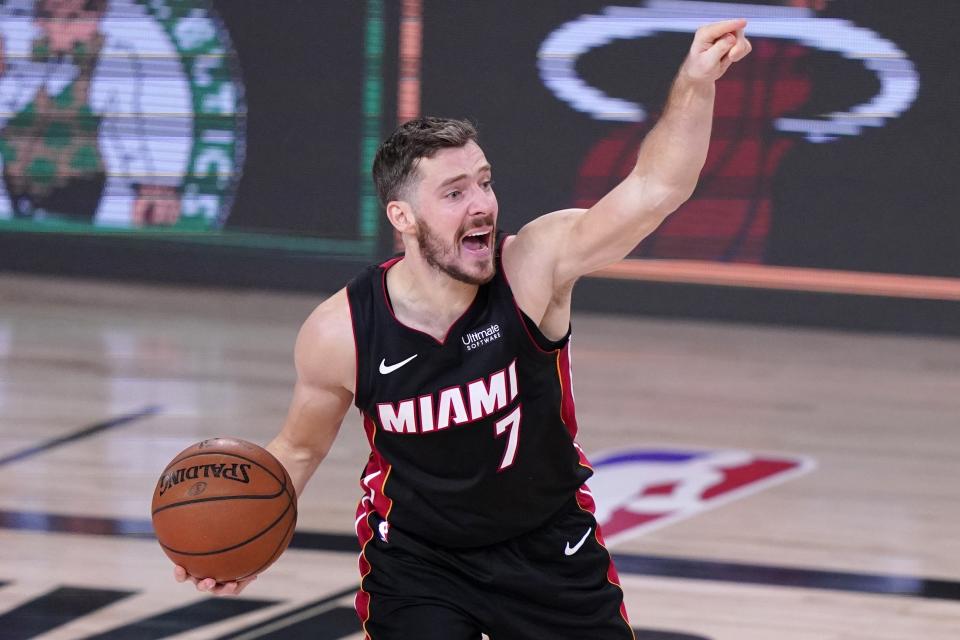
[212,0,369,238]
[418,0,959,277]
[0,0,957,333]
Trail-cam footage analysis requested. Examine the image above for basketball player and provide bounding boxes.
[174,19,751,639]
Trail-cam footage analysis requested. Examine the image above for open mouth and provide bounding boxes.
[461,229,492,254]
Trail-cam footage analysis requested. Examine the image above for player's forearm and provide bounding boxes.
[551,78,718,280]
[632,72,716,212]
[267,435,326,500]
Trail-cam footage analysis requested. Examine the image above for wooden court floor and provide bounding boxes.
[0,273,958,639]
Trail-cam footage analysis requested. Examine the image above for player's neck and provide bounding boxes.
[387,257,478,341]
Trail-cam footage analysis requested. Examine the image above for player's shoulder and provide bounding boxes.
[503,208,587,271]
[294,287,355,391]
[508,208,587,249]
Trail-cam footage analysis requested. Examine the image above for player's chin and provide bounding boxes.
[455,256,495,285]
[469,260,496,285]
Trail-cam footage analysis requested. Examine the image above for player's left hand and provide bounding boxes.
[681,19,752,84]
[173,564,257,596]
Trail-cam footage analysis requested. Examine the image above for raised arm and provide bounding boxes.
[504,19,751,317]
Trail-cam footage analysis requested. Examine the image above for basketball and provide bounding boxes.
[151,437,297,582]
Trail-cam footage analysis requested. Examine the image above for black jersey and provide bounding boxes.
[347,236,592,548]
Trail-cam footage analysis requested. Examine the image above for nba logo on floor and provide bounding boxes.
[589,448,815,546]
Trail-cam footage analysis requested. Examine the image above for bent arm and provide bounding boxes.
[269,380,352,499]
[506,19,752,300]
[267,289,356,499]
[566,76,715,271]
[558,20,752,281]
[176,289,356,595]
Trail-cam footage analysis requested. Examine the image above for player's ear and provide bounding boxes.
[386,200,416,234]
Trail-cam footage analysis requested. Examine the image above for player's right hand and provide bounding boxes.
[681,19,751,84]
[173,564,257,596]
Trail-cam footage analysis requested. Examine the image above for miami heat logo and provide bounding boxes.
[538,1,919,262]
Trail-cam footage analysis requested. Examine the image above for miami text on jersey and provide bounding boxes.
[377,359,519,434]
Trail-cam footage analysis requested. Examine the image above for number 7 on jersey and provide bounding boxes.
[494,405,522,471]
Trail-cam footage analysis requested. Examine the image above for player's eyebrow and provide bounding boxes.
[437,165,492,190]
[438,173,468,189]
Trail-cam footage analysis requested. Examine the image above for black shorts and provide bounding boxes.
[355,493,634,640]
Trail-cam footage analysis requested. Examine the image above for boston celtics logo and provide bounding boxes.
[0,0,244,230]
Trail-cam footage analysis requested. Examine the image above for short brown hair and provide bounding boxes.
[372,117,477,206]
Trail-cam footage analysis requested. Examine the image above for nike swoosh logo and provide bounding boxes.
[564,527,593,556]
[379,354,418,374]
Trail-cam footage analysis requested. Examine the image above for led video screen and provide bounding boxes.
[420,0,959,280]
[0,0,377,254]
[1,0,958,298]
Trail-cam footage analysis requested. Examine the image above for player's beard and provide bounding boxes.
[415,215,495,285]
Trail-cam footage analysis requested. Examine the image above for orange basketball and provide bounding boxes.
[151,437,297,582]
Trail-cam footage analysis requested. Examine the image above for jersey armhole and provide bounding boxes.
[345,280,370,409]
[496,231,571,353]
[519,308,570,352]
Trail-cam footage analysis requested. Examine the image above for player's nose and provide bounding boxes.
[468,184,497,216]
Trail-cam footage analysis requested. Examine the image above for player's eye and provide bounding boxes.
[445,190,462,200]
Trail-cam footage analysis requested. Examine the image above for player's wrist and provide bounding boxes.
[675,63,719,91]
